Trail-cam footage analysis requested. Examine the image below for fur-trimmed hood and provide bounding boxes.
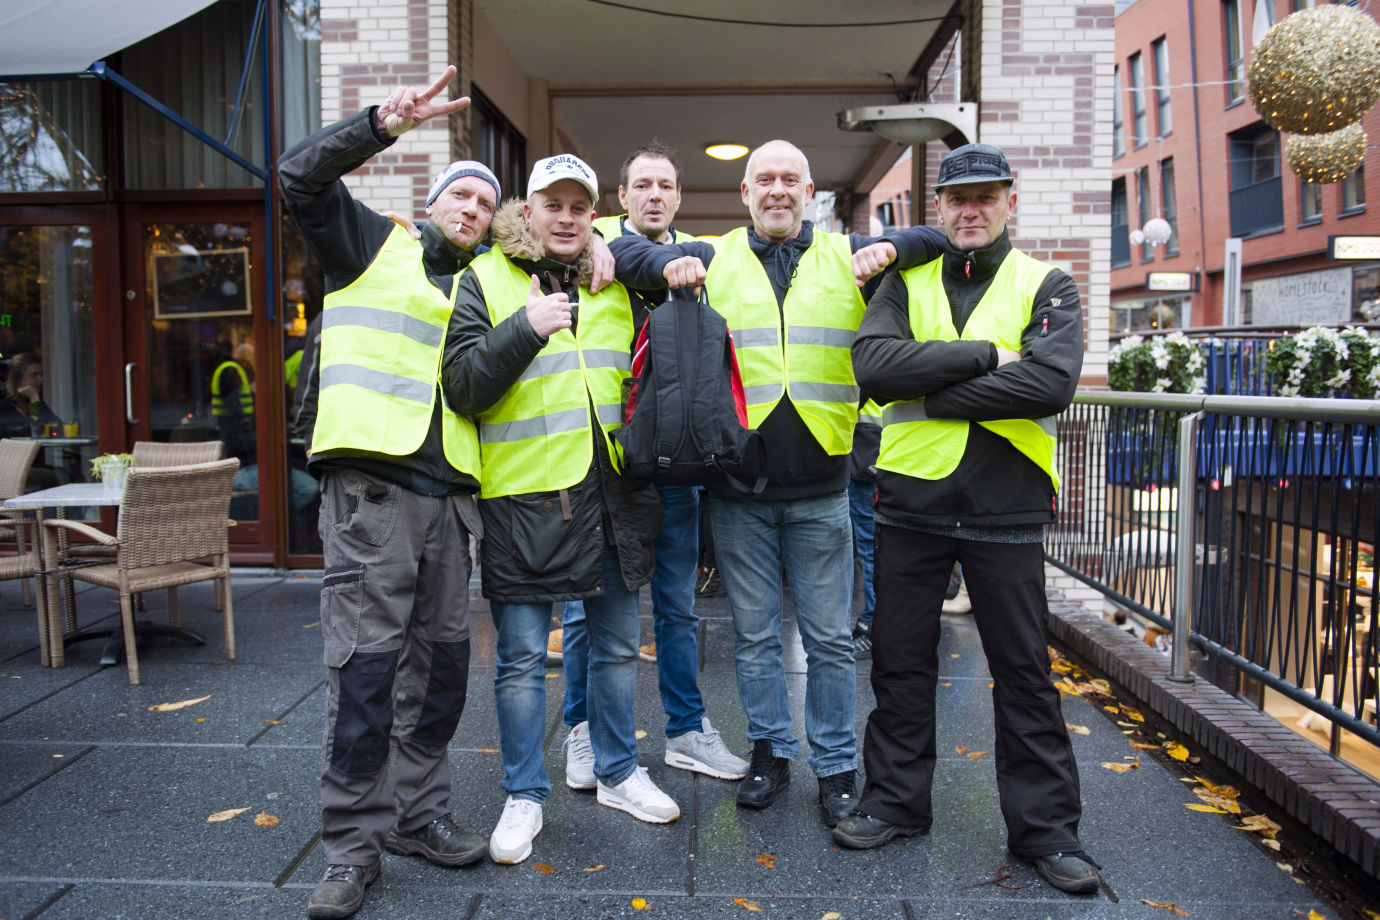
[489,198,596,287]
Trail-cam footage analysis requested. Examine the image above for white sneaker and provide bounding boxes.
[564,721,596,790]
[488,796,542,864]
[664,717,749,779]
[596,766,680,823]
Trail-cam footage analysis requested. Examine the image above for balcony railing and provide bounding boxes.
[1229,175,1284,237]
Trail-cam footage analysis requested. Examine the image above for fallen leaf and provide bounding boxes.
[987,682,994,689]
[1185,803,1227,813]
[631,897,647,910]
[253,811,279,827]
[635,729,648,740]
[532,862,555,875]
[1276,861,1293,874]
[544,673,558,680]
[1192,787,1241,813]
[955,745,970,755]
[263,719,280,725]
[195,717,206,723]
[821,913,843,920]
[477,747,500,754]
[755,853,777,869]
[1065,722,1090,735]
[1165,741,1190,761]
[1101,759,1140,773]
[583,865,606,872]
[1141,899,1189,916]
[1116,721,1138,728]
[940,682,953,687]
[734,898,764,913]
[1051,659,1073,673]
[1261,838,1280,851]
[965,750,990,761]
[1303,911,1326,920]
[1122,706,1146,723]
[1130,741,1160,750]
[302,621,319,629]
[1103,705,1121,715]
[206,807,250,823]
[52,753,63,758]
[148,695,211,712]
[1194,777,1239,798]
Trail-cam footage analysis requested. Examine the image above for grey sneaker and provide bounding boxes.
[665,717,749,779]
[307,859,380,919]
[563,720,595,790]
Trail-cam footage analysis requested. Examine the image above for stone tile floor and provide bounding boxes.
[0,571,1349,919]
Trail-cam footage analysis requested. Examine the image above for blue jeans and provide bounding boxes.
[492,544,641,802]
[847,480,876,625]
[563,485,705,738]
[707,492,857,776]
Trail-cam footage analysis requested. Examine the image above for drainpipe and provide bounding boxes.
[1185,0,1210,325]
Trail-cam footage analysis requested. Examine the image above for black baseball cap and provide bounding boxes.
[934,143,1014,189]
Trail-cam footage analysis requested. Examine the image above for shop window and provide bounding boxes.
[1152,38,1172,137]
[471,86,526,205]
[0,82,104,193]
[280,0,321,150]
[1354,265,1380,323]
[1129,53,1147,147]
[1342,164,1366,214]
[1112,296,1186,333]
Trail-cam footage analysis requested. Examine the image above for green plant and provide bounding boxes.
[1265,326,1380,398]
[1108,332,1205,394]
[89,452,134,480]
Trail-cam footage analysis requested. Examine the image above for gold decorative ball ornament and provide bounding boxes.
[1248,3,1380,135]
[1287,123,1368,183]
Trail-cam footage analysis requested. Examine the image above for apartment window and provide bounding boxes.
[1160,158,1179,254]
[1224,0,1245,103]
[1112,177,1130,267]
[1342,164,1366,212]
[1300,181,1322,223]
[1113,65,1125,158]
[1152,38,1172,136]
[470,86,526,202]
[1129,53,1147,147]
[1228,124,1283,236]
[1138,166,1153,260]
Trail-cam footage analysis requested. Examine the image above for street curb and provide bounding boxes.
[1046,590,1380,880]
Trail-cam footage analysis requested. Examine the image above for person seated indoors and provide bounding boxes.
[0,353,64,489]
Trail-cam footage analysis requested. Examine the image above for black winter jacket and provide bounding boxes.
[441,202,660,603]
[278,108,480,496]
[851,229,1083,527]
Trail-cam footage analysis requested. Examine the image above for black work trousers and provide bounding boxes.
[857,524,1083,858]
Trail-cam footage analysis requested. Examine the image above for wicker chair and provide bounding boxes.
[44,458,239,685]
[131,440,223,467]
[0,438,42,607]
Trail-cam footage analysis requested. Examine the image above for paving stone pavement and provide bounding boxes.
[0,571,1348,919]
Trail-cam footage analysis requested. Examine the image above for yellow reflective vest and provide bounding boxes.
[211,360,253,417]
[310,225,481,478]
[877,249,1061,490]
[705,228,865,456]
[468,249,634,498]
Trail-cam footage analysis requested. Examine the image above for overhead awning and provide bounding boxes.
[0,0,219,77]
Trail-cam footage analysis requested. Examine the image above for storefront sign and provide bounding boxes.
[1249,267,1351,326]
[1329,235,1380,260]
[1146,271,1197,292]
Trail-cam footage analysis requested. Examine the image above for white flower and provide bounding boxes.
[1325,369,1351,389]
[1152,376,1170,393]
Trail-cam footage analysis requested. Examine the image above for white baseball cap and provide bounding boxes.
[527,154,598,202]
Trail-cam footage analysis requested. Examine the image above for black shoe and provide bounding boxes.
[852,620,873,660]
[945,563,963,600]
[817,770,858,826]
[832,812,929,849]
[385,814,486,867]
[736,739,790,808]
[1031,852,1101,894]
[307,859,380,920]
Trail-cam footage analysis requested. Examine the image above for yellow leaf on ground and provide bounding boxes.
[1276,862,1292,873]
[1165,742,1190,761]
[1195,777,1239,798]
[1242,816,1280,838]
[302,621,319,629]
[635,729,647,740]
[1122,706,1146,723]
[1130,741,1160,750]
[821,913,843,920]
[1262,838,1281,851]
[583,865,606,872]
[1065,723,1090,735]
[544,673,558,680]
[950,653,960,659]
[1193,787,1241,813]
[195,717,206,723]
[1303,911,1326,920]
[263,720,280,725]
[954,745,969,755]
[1185,803,1227,814]
[1116,721,1138,728]
[1055,679,1081,696]
[755,853,777,868]
[987,682,994,689]
[965,750,990,761]
[1103,705,1120,715]
[734,898,764,913]
[631,897,647,910]
[1101,759,1140,773]
[532,862,555,875]
[1051,659,1073,673]
[940,682,953,687]
[206,807,249,823]
[253,811,279,827]
[1141,899,1189,916]
[477,747,500,754]
[148,695,211,712]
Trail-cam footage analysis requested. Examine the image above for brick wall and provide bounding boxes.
[319,0,454,215]
[981,0,1115,383]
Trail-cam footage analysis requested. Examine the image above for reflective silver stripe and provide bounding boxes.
[731,327,778,349]
[743,383,780,404]
[581,348,632,372]
[859,413,882,426]
[787,326,855,349]
[323,305,444,348]
[789,381,859,403]
[480,406,588,443]
[596,402,623,426]
[520,351,583,381]
[321,363,433,405]
[882,401,928,425]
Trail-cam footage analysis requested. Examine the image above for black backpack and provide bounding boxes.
[614,288,764,492]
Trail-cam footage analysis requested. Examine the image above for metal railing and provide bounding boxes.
[1228,175,1284,238]
[1047,390,1380,750]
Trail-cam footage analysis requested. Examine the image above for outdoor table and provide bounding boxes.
[3,482,204,667]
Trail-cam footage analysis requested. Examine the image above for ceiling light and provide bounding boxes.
[705,143,749,161]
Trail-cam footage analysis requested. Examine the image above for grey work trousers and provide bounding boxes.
[317,468,481,865]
